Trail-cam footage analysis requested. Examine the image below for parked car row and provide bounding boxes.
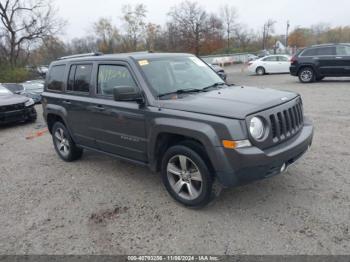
[246,43,350,83]
[1,80,44,103]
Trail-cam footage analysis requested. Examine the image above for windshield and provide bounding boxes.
[138,56,225,97]
[0,86,12,95]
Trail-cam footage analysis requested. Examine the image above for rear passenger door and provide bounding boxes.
[63,63,97,148]
[89,62,147,162]
[316,46,337,75]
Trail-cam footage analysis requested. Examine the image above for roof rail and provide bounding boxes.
[311,43,335,47]
[58,52,104,60]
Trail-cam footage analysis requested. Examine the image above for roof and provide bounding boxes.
[311,43,350,47]
[54,52,193,64]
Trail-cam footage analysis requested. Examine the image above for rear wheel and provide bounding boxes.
[298,67,315,83]
[52,122,83,162]
[161,145,216,208]
[256,67,265,75]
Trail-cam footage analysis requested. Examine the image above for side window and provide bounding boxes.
[336,46,350,56]
[47,65,66,91]
[301,48,317,56]
[97,65,136,96]
[317,47,335,56]
[263,56,278,62]
[67,64,92,93]
[278,56,289,62]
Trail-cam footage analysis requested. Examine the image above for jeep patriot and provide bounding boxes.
[42,52,314,207]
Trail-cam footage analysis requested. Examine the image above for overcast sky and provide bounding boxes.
[55,0,350,40]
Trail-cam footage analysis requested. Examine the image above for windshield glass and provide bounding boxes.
[0,86,12,95]
[138,56,225,97]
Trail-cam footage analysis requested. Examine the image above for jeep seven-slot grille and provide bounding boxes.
[269,99,303,142]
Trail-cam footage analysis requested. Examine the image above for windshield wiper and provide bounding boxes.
[158,88,203,98]
[202,82,226,91]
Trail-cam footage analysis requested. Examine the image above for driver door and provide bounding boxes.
[89,62,147,162]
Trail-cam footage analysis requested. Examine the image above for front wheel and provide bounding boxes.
[52,122,83,162]
[256,67,265,75]
[161,145,215,208]
[298,67,315,83]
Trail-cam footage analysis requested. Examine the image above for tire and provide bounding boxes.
[256,67,265,75]
[52,122,83,162]
[298,67,315,83]
[161,145,216,208]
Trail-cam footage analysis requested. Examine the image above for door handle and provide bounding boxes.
[62,100,71,105]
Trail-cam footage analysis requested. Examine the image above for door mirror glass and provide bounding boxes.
[113,86,143,102]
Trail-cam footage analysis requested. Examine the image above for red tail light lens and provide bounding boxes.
[290,56,297,64]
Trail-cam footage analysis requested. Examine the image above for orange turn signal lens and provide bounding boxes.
[222,140,237,149]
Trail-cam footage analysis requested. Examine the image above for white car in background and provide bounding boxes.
[247,55,291,75]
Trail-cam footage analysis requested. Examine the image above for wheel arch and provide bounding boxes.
[148,119,222,174]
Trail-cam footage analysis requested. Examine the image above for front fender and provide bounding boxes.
[147,117,229,175]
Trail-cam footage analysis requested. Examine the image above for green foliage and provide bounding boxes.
[0,66,31,83]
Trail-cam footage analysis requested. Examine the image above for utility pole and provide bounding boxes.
[286,20,290,47]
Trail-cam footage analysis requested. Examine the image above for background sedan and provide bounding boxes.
[247,55,291,75]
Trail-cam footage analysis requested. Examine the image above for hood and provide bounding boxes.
[159,86,298,119]
[0,94,29,106]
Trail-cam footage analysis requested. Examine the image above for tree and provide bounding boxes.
[0,0,64,67]
[93,18,120,53]
[145,23,161,52]
[168,1,207,55]
[121,4,147,51]
[220,5,237,49]
[262,19,276,49]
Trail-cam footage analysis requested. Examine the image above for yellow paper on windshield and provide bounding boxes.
[138,60,149,66]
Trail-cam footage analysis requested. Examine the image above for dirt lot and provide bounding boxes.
[1,66,350,255]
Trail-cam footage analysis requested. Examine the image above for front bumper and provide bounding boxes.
[0,106,37,125]
[215,120,314,187]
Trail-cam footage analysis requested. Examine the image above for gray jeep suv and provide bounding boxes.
[42,52,313,208]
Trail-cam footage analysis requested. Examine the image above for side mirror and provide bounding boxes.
[113,86,143,103]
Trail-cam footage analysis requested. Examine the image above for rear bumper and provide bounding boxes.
[0,106,37,124]
[215,119,314,187]
[290,65,298,76]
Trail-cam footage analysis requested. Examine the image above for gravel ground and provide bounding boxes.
[0,66,350,255]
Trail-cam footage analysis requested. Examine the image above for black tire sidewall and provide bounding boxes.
[52,122,80,162]
[161,145,213,208]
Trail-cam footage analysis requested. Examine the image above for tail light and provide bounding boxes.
[290,56,298,64]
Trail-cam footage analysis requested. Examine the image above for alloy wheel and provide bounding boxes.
[54,128,70,157]
[300,69,313,82]
[167,155,203,201]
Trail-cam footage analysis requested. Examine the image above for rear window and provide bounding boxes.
[67,64,92,93]
[47,65,66,91]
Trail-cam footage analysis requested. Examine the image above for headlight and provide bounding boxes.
[25,98,35,107]
[249,117,265,140]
